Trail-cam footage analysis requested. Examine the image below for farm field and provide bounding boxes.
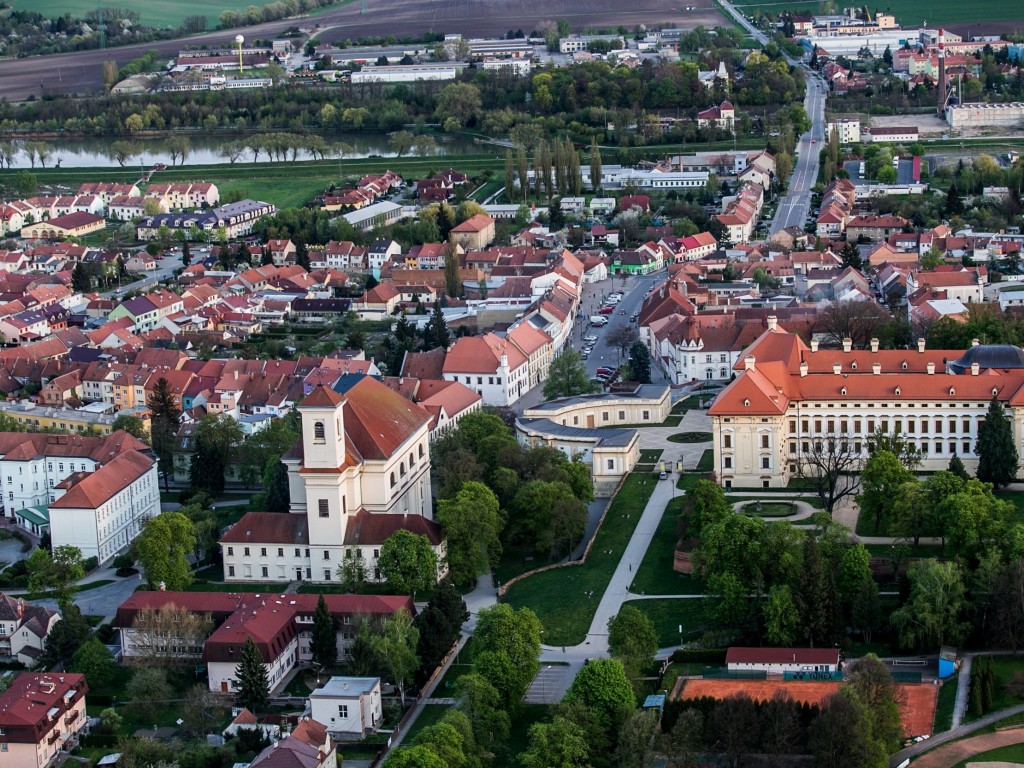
[5,0,255,29]
[732,0,1021,26]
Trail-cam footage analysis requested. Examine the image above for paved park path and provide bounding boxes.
[892,721,1024,768]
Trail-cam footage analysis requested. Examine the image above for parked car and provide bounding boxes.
[583,335,598,343]
[659,470,668,480]
[599,306,614,315]
[597,367,615,375]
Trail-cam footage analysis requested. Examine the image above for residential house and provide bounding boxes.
[0,595,60,666]
[0,674,88,768]
[309,678,382,739]
[443,333,530,406]
[449,214,496,250]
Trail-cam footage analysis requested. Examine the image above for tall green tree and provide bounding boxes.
[845,654,902,754]
[945,183,964,216]
[189,413,243,495]
[310,594,337,670]
[437,481,503,586]
[809,688,886,768]
[891,559,970,650]
[71,637,116,687]
[976,395,1018,487]
[415,579,469,676]
[627,341,651,383]
[543,350,599,399]
[607,605,658,679]
[424,301,451,350]
[135,512,196,590]
[372,608,420,705]
[72,262,91,292]
[589,139,603,192]
[563,659,635,744]
[456,673,510,749]
[26,545,84,612]
[858,449,915,534]
[147,377,182,492]
[474,604,542,708]
[378,530,438,598]
[443,242,462,298]
[235,637,270,713]
[520,715,590,768]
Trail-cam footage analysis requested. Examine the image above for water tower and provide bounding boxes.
[235,34,245,74]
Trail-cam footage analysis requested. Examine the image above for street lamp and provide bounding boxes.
[235,34,245,75]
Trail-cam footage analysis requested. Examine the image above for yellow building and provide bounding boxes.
[708,318,1024,489]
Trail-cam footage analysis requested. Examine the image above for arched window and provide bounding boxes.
[313,421,326,442]
[419,444,424,458]
[400,462,406,477]
[390,472,396,488]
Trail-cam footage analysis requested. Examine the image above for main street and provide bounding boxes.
[716,0,826,235]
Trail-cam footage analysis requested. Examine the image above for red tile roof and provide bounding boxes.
[220,512,309,545]
[343,509,443,546]
[50,449,155,509]
[0,673,87,728]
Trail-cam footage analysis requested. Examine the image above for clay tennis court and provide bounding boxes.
[678,679,939,737]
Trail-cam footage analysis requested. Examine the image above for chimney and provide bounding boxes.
[744,355,756,370]
[870,338,879,353]
[972,338,980,347]
[767,315,778,331]
[833,362,842,375]
[842,337,852,353]
[872,362,881,375]
[800,361,808,377]
[972,362,980,376]
[937,29,947,117]
[234,369,238,380]
[917,338,926,353]
[927,362,935,374]
[810,339,819,352]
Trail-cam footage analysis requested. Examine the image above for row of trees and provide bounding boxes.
[662,655,903,768]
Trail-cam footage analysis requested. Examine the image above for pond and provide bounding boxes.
[6,132,484,169]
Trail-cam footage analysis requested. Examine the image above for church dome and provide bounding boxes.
[947,344,1024,374]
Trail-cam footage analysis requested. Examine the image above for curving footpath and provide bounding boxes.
[890,716,1024,768]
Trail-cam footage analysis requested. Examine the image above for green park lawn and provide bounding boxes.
[667,432,713,444]
[503,473,657,646]
[624,598,713,647]
[933,677,959,733]
[952,743,1024,768]
[631,496,703,596]
[677,450,714,491]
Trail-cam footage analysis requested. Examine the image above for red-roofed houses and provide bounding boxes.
[0,673,88,768]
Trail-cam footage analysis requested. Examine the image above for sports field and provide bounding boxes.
[7,0,250,29]
[678,678,939,737]
[732,0,1023,26]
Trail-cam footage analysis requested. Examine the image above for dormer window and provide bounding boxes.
[993,387,999,396]
[949,387,956,396]
[314,421,326,443]
[841,387,847,396]
[895,387,901,396]
[902,361,908,370]
[743,399,750,407]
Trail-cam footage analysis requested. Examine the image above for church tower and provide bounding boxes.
[300,385,347,469]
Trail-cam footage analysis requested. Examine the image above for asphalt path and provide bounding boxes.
[0,0,723,101]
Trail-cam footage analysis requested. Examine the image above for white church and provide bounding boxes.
[220,374,446,584]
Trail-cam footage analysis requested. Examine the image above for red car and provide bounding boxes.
[599,306,614,314]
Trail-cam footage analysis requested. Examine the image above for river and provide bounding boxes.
[7,133,484,169]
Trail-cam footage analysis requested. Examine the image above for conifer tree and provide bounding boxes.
[235,637,270,713]
[976,395,1018,487]
[147,377,181,492]
[948,454,970,482]
[310,594,338,670]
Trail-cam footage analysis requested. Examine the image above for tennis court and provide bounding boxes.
[678,678,938,737]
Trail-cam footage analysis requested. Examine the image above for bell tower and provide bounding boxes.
[300,385,347,470]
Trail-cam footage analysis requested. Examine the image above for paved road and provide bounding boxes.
[716,0,825,235]
[771,77,827,234]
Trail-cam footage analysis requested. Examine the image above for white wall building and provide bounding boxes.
[309,677,383,739]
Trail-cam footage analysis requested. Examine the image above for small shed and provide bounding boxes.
[643,694,666,717]
[939,646,958,679]
[96,755,121,768]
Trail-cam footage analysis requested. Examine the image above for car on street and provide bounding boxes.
[583,335,598,343]
[599,306,614,314]
[597,367,615,376]
[581,352,589,360]
[659,471,668,480]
